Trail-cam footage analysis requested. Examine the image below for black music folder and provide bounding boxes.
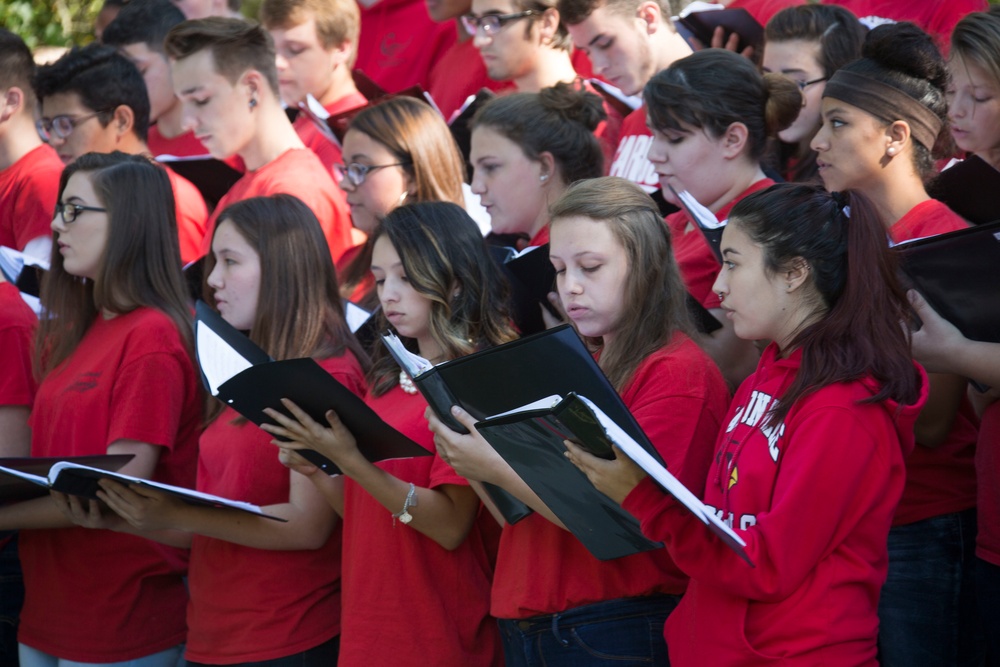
[896,219,1000,344]
[475,394,752,563]
[677,7,763,54]
[381,324,672,529]
[488,244,558,336]
[195,301,430,474]
[929,156,1000,226]
[158,156,243,210]
[0,455,133,503]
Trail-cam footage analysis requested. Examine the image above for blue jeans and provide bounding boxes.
[0,532,23,667]
[186,635,338,667]
[878,508,984,667]
[977,558,1000,667]
[498,595,677,667]
[18,644,184,667]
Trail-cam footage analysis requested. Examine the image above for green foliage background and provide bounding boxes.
[0,0,105,48]
[1,0,996,50]
[0,0,259,49]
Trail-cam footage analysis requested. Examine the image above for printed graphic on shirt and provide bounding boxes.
[66,372,101,393]
[706,503,758,531]
[609,135,658,193]
[725,390,786,463]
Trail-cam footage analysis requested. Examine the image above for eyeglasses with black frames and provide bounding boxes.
[460,10,538,37]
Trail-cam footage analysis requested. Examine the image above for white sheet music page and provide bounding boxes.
[196,321,254,396]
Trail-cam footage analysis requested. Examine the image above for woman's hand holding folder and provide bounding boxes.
[262,400,365,473]
[563,442,648,506]
[426,405,507,485]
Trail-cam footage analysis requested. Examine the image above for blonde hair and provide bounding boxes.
[549,177,692,391]
[259,0,360,66]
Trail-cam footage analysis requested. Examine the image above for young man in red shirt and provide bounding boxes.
[559,0,691,196]
[465,0,622,165]
[34,45,210,264]
[103,0,212,159]
[0,29,62,259]
[259,0,366,177]
[165,18,354,262]
[425,0,512,120]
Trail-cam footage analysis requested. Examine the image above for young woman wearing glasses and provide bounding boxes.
[335,96,467,307]
[761,5,866,183]
[0,152,201,667]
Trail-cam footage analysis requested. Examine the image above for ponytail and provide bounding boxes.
[729,183,921,425]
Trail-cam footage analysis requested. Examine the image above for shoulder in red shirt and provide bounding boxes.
[429,35,512,122]
[293,91,367,178]
[490,333,730,619]
[164,166,209,264]
[667,178,774,310]
[0,281,37,407]
[0,144,62,251]
[624,343,927,665]
[610,106,657,193]
[822,0,986,54]
[356,0,457,92]
[208,148,353,263]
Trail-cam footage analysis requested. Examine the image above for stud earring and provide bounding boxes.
[539,174,549,182]
[249,98,258,109]
[886,146,895,156]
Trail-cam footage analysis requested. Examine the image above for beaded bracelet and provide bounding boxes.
[393,482,418,526]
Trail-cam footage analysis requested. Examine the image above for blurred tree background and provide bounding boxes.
[1,0,996,51]
[0,0,258,49]
[0,0,105,48]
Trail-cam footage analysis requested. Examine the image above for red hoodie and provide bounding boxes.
[623,342,927,665]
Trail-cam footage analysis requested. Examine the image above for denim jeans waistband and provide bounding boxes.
[502,594,680,636]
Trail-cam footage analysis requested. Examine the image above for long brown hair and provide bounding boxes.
[205,194,368,364]
[548,177,693,391]
[36,151,192,377]
[729,183,921,425]
[204,194,369,420]
[339,97,467,304]
[366,202,517,397]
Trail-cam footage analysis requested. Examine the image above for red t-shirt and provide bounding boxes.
[207,148,353,263]
[164,166,209,265]
[666,178,774,310]
[19,307,201,662]
[0,144,62,251]
[293,91,368,179]
[610,106,657,194]
[149,128,246,172]
[429,35,512,122]
[356,0,457,92]
[977,400,1000,566]
[338,384,501,667]
[185,353,366,664]
[148,125,209,159]
[0,282,36,407]
[888,199,978,526]
[729,0,807,26]
[491,334,730,619]
[822,0,986,54]
[580,79,624,175]
[624,343,927,665]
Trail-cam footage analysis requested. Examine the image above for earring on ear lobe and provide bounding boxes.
[540,174,549,182]
[886,146,895,156]
[249,98,258,109]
